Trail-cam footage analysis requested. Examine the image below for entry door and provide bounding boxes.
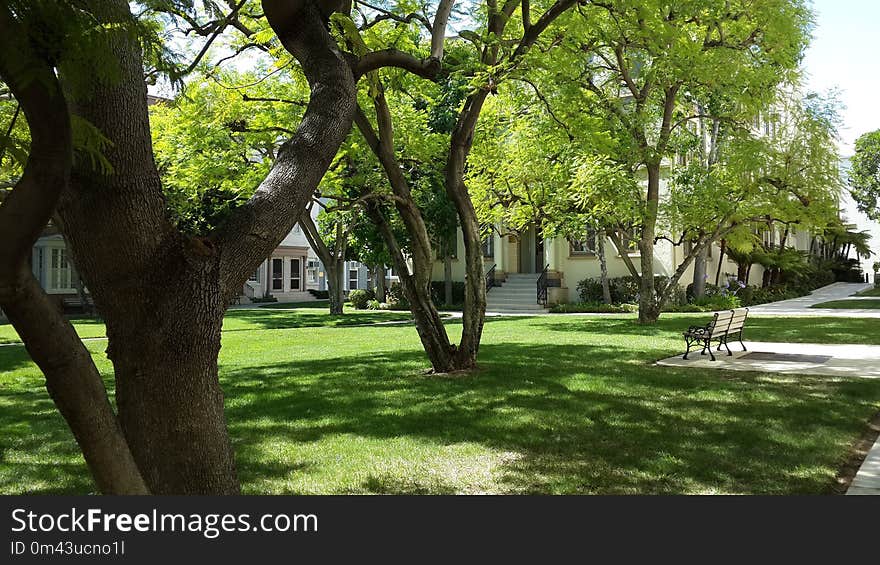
[535,227,545,272]
[272,258,283,291]
[290,258,301,290]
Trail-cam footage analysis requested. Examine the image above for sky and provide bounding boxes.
[802,0,880,272]
[802,0,880,156]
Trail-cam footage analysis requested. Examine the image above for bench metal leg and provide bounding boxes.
[723,338,732,356]
[683,335,701,360]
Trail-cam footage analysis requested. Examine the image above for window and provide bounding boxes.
[349,267,359,290]
[50,248,74,291]
[481,235,494,258]
[614,229,639,255]
[307,260,319,285]
[249,268,260,282]
[569,228,598,256]
[272,258,283,290]
[290,258,301,290]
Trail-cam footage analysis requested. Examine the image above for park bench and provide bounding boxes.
[682,307,749,361]
[62,296,93,313]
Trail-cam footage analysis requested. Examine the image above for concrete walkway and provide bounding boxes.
[747,282,880,317]
[657,341,880,379]
[848,436,880,495]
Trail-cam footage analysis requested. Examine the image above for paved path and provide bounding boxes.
[848,435,880,495]
[747,282,879,318]
[657,341,880,379]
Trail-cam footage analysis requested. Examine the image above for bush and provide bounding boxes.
[693,294,741,310]
[550,302,638,313]
[430,281,466,306]
[308,289,329,299]
[577,275,684,306]
[387,283,409,309]
[367,299,382,310]
[349,289,374,310]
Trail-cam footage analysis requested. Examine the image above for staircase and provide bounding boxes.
[486,273,548,314]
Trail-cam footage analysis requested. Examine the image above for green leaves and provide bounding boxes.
[849,130,880,221]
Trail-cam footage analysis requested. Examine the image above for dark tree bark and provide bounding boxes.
[353,96,465,372]
[2,0,358,494]
[0,8,147,494]
[353,0,578,372]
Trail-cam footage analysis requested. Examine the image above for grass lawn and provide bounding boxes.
[810,299,880,309]
[0,305,413,344]
[856,287,880,297]
[1,312,879,494]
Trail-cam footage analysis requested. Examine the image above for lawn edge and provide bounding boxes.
[830,409,880,494]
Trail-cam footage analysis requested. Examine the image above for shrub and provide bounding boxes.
[577,275,684,306]
[367,299,382,310]
[308,289,329,299]
[693,294,741,310]
[550,302,638,313]
[430,281,466,306]
[387,283,409,309]
[349,289,374,309]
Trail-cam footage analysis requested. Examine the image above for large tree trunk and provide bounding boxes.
[364,203,459,371]
[598,228,612,304]
[107,279,238,494]
[354,103,465,373]
[637,163,662,324]
[0,19,148,493]
[38,0,356,493]
[444,92,490,368]
[2,269,149,494]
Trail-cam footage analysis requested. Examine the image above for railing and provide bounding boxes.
[537,263,550,306]
[485,263,497,293]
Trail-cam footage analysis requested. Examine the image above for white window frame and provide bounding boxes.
[290,258,302,291]
[48,247,76,293]
[271,258,284,291]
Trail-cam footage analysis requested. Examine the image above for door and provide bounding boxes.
[535,226,545,273]
[272,258,283,291]
[289,258,301,290]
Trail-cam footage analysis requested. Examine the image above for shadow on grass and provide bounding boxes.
[3,315,879,494]
[223,341,880,494]
[222,309,414,332]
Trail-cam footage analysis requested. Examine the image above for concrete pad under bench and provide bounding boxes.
[657,341,880,379]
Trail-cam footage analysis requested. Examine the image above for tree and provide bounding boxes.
[342,0,580,371]
[849,129,880,221]
[0,0,454,494]
[542,0,811,322]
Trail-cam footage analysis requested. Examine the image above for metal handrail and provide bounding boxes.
[537,263,550,305]
[485,263,497,293]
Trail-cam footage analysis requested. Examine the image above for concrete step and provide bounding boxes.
[486,299,538,307]
[488,290,538,296]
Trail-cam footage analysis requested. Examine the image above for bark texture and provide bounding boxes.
[0,7,147,494]
[11,0,358,493]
